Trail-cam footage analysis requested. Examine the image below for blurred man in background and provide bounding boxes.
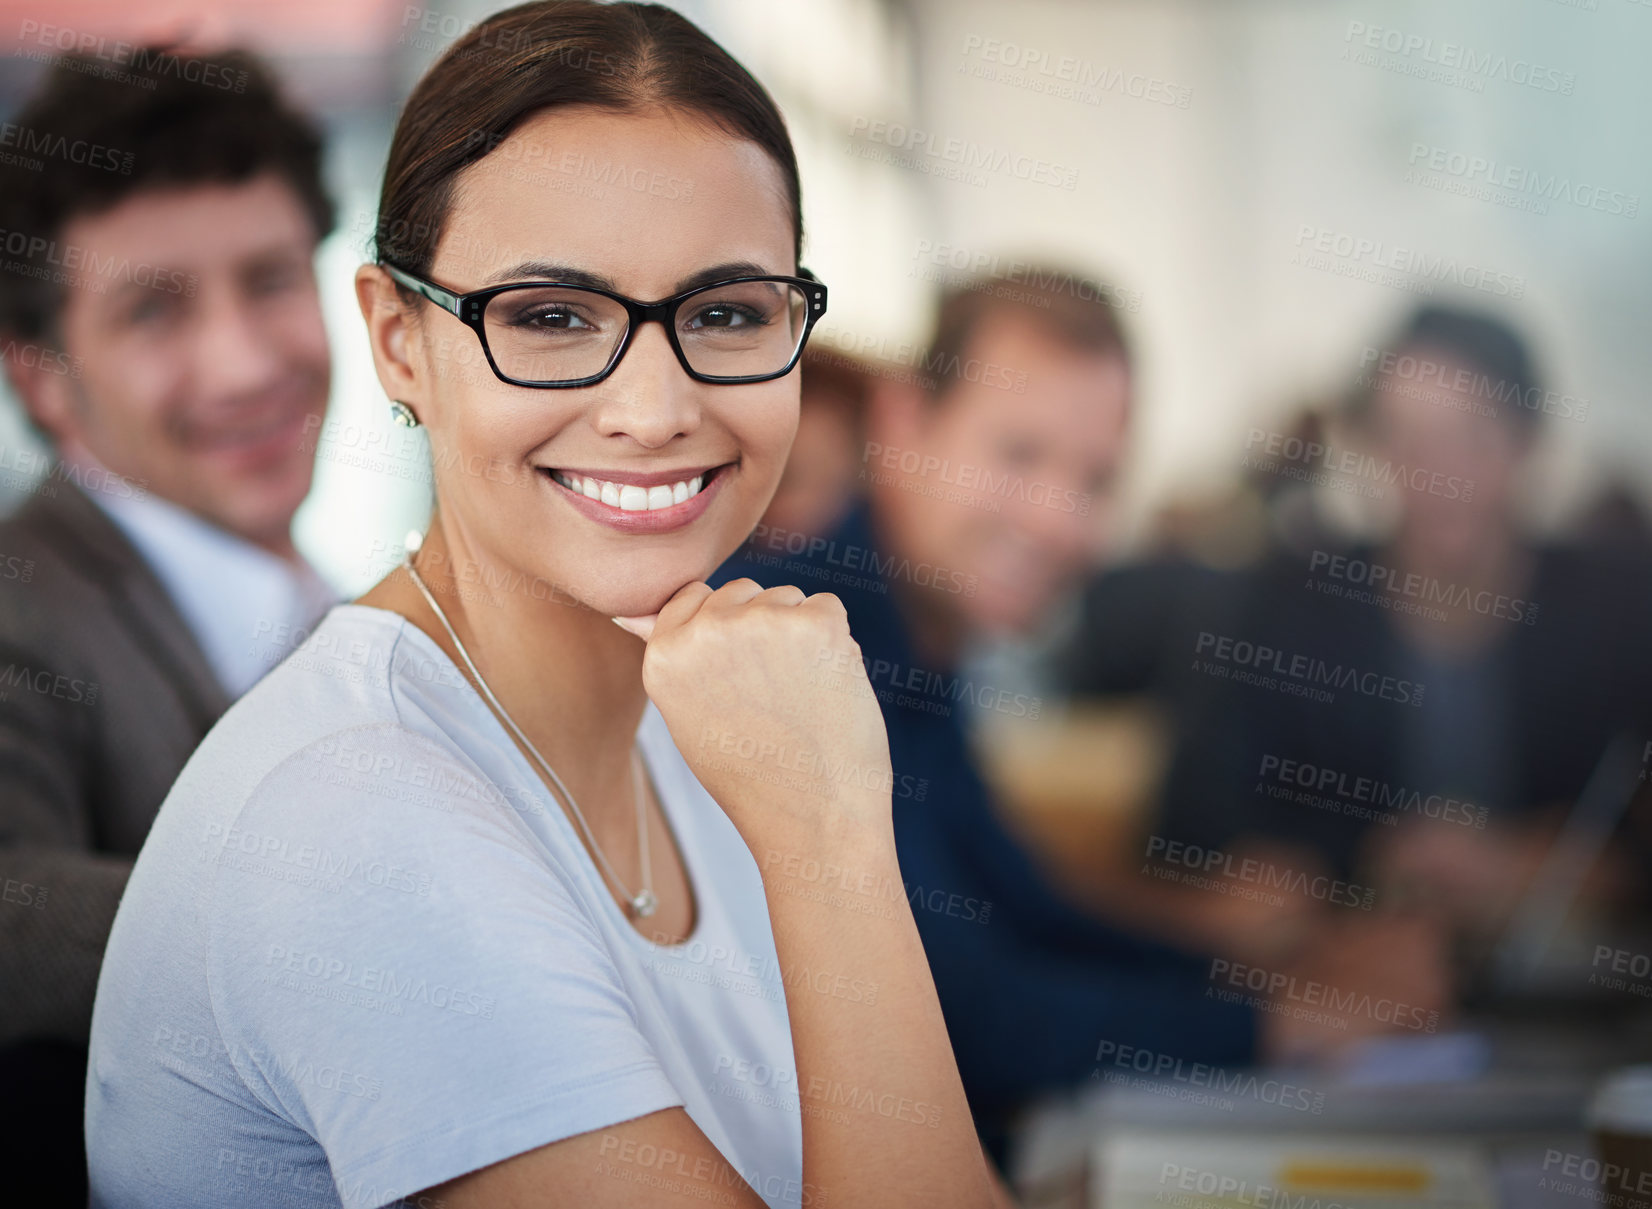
[715,271,1444,1156]
[1061,305,1652,994]
[0,46,334,1199]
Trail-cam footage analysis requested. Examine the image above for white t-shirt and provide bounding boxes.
[86,605,808,1209]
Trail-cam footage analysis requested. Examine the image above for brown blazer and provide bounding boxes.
[0,481,230,1044]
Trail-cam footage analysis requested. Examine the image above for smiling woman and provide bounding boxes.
[83,4,1000,1209]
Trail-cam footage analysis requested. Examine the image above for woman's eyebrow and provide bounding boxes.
[482,260,609,288]
[674,261,773,291]
[479,259,776,292]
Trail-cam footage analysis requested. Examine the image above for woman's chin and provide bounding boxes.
[587,578,705,622]
[539,551,732,621]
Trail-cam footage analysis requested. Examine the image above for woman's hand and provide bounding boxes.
[618,580,995,1209]
[614,578,893,850]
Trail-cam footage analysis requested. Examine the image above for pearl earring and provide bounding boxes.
[389,400,420,428]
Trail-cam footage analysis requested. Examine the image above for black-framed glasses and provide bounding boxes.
[380,261,828,388]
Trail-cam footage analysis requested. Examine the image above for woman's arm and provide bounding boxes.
[643,578,996,1207]
[421,579,997,1208]
[752,798,997,1207]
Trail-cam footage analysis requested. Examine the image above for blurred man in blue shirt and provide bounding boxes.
[715,271,1445,1154]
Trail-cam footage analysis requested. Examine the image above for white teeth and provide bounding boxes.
[551,469,715,511]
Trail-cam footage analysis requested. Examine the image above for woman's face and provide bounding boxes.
[402,107,800,619]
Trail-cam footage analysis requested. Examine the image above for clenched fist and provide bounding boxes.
[614,578,894,852]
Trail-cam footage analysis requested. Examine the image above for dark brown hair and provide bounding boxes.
[923,265,1131,400]
[1347,304,1544,437]
[372,0,803,289]
[0,47,333,340]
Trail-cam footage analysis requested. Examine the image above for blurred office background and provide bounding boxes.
[5,0,1651,1203]
[5,0,1649,584]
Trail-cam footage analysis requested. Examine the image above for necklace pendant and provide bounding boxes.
[631,889,658,918]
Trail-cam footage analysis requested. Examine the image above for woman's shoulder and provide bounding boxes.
[193,605,485,782]
[161,606,552,869]
[214,603,422,739]
[252,602,469,718]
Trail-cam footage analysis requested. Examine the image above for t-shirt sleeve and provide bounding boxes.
[203,724,683,1209]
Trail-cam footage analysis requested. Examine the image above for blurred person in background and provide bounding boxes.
[1346,308,1651,945]
[757,345,868,539]
[1061,304,1652,992]
[0,45,334,1201]
[714,272,1444,1158]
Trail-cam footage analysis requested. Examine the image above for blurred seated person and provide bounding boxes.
[713,271,1446,1154]
[758,345,868,538]
[0,46,335,1200]
[1060,305,1652,974]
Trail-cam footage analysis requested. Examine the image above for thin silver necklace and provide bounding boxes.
[401,556,657,918]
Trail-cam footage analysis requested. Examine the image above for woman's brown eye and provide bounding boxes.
[684,304,764,330]
[518,309,591,330]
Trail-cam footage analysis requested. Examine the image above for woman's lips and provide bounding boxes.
[540,462,732,533]
[551,467,709,510]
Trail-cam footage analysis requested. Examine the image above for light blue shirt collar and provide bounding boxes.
[91,482,337,699]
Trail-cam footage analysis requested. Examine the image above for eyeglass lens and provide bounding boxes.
[482,280,810,383]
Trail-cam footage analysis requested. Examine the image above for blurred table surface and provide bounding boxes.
[971,706,1652,1209]
[972,700,1167,886]
[1005,1019,1652,1209]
